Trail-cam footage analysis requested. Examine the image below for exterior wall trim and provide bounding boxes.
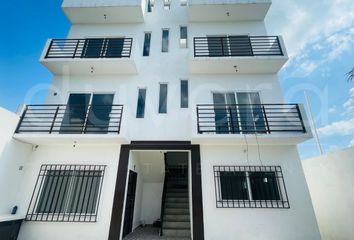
[108,141,205,240]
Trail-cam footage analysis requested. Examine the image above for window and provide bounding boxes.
[180,0,187,6]
[26,165,106,222]
[162,29,169,52]
[61,93,115,134]
[180,80,188,108]
[147,0,154,12]
[159,83,168,113]
[180,26,188,48]
[136,89,147,118]
[143,32,151,56]
[211,92,266,134]
[164,0,171,10]
[214,166,289,208]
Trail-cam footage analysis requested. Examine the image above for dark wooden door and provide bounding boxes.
[122,170,137,238]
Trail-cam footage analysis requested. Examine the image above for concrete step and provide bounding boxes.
[164,208,189,215]
[167,188,188,193]
[163,228,191,237]
[166,197,189,203]
[166,192,189,198]
[164,214,190,221]
[167,181,188,186]
[163,221,191,229]
[165,202,189,209]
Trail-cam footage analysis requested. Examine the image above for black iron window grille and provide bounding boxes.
[214,166,289,209]
[26,165,106,222]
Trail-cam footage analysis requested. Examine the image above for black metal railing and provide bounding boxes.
[15,104,123,134]
[197,104,306,134]
[45,38,133,59]
[194,36,283,57]
[159,154,168,236]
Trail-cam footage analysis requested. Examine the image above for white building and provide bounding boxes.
[0,0,321,239]
[303,147,354,240]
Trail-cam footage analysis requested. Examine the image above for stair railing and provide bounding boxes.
[159,153,168,236]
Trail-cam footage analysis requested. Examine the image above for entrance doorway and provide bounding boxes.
[108,141,204,240]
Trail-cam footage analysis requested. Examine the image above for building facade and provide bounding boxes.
[0,0,321,239]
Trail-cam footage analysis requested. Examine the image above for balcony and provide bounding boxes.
[62,0,145,23]
[193,104,312,145]
[190,36,288,74]
[13,104,126,145]
[41,38,139,75]
[188,0,271,22]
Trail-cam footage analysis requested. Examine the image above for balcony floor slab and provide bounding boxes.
[13,134,129,146]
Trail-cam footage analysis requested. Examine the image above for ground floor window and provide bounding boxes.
[214,166,289,208]
[26,164,106,222]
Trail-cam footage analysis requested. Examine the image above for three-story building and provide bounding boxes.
[0,0,321,239]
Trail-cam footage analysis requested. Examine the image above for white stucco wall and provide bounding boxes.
[0,107,31,216]
[302,147,354,240]
[200,144,321,240]
[0,0,321,240]
[17,144,121,240]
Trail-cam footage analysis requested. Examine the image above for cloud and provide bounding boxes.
[318,117,354,136]
[328,106,337,114]
[318,88,354,136]
[349,139,354,147]
[266,0,354,76]
[343,87,354,116]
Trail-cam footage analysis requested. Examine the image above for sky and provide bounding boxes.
[0,0,353,159]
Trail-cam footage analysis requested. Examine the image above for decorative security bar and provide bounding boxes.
[213,165,290,209]
[26,164,106,222]
[15,104,123,134]
[196,104,306,134]
[45,38,133,59]
[194,36,283,57]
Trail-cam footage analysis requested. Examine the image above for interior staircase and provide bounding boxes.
[161,164,191,239]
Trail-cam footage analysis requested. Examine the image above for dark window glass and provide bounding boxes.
[86,94,114,133]
[180,26,188,48]
[136,89,147,118]
[219,171,249,200]
[180,80,188,108]
[27,165,106,222]
[249,172,280,200]
[81,38,104,58]
[105,38,124,58]
[143,33,151,56]
[147,0,153,12]
[60,94,91,134]
[159,84,168,113]
[162,29,169,52]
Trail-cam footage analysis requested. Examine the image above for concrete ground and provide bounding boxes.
[123,226,190,240]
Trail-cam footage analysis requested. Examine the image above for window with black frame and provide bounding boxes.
[214,166,289,208]
[26,165,106,222]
